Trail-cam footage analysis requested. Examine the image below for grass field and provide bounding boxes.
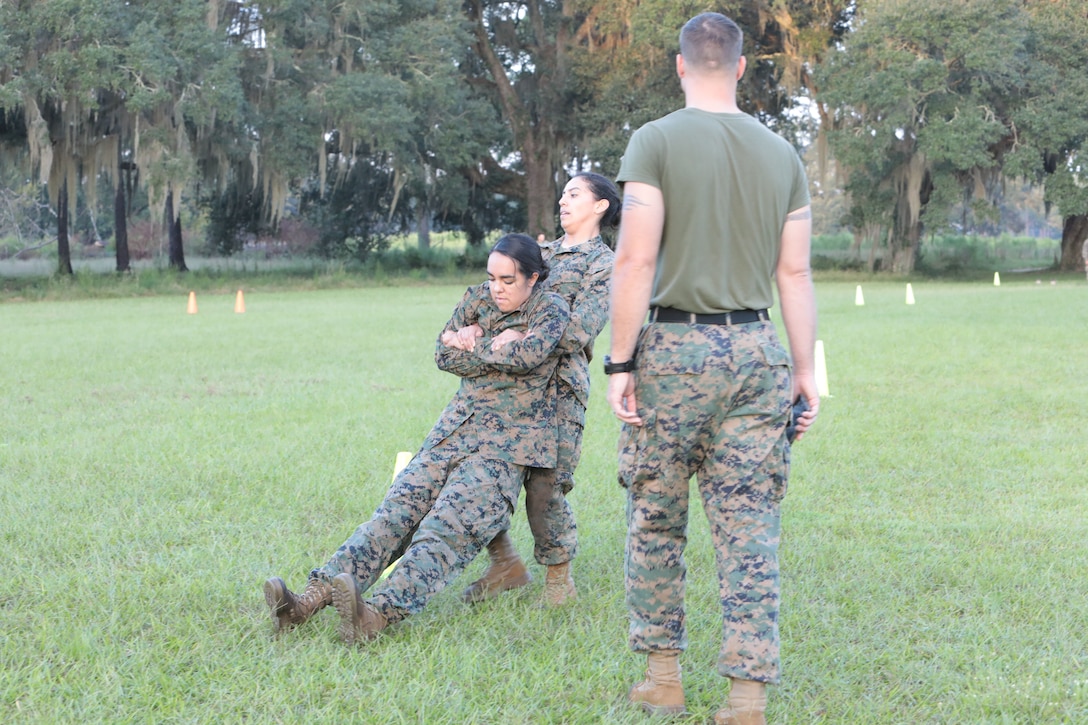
[2,275,1086,723]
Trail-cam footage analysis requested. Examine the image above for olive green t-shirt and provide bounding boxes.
[616,108,810,313]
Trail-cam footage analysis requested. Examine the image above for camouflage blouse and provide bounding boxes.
[456,236,614,409]
[537,235,614,407]
[428,286,571,468]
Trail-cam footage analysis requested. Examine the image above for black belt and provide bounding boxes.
[650,306,769,325]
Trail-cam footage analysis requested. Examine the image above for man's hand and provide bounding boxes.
[790,372,820,442]
[607,372,642,426]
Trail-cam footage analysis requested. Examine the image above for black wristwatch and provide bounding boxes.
[603,355,636,375]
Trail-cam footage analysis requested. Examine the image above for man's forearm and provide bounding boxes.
[776,269,817,375]
[776,207,816,378]
[609,258,654,361]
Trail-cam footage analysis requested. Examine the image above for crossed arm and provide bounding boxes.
[446,257,610,360]
[435,290,570,378]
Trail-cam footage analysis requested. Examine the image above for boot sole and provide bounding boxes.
[714,707,766,725]
[462,570,533,603]
[629,684,686,716]
[330,573,359,645]
[640,703,688,716]
[263,578,290,631]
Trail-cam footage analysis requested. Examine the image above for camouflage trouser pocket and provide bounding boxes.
[557,418,584,486]
[617,324,707,489]
[617,407,656,489]
[556,471,575,495]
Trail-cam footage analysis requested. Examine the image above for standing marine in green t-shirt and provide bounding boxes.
[606,11,820,725]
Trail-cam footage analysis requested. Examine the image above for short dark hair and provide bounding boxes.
[572,171,622,230]
[680,12,743,72]
[491,233,550,284]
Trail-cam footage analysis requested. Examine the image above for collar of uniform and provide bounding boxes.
[555,234,602,253]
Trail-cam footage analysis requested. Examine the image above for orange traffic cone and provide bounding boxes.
[234,290,246,314]
[187,291,198,314]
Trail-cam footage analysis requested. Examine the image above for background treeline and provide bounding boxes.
[1,0,1085,276]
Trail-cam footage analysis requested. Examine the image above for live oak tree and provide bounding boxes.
[0,0,246,273]
[817,0,1030,274]
[464,0,851,238]
[211,0,495,257]
[16,0,1076,274]
[0,0,485,265]
[590,0,850,161]
[0,0,132,274]
[1,0,855,263]
[1006,0,1088,271]
[315,0,498,251]
[139,2,247,270]
[462,0,580,239]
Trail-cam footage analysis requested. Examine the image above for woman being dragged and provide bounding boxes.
[264,234,570,642]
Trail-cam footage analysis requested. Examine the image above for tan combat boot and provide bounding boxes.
[461,530,532,603]
[331,572,388,645]
[263,576,332,632]
[627,651,686,715]
[541,561,576,606]
[714,678,767,725]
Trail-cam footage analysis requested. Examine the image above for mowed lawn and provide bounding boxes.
[1,277,1086,723]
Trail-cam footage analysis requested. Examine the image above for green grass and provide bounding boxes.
[2,276,1087,723]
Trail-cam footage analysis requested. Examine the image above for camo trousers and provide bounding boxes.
[524,388,583,565]
[618,321,792,684]
[314,424,521,623]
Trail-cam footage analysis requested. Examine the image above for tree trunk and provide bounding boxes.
[891,216,922,274]
[524,135,557,240]
[867,226,887,273]
[166,191,188,272]
[886,220,921,274]
[890,246,917,274]
[1059,213,1087,271]
[887,158,932,274]
[416,199,431,250]
[466,0,560,240]
[114,141,130,272]
[849,229,864,260]
[57,180,73,275]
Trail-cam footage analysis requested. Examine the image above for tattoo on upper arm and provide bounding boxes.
[623,194,650,211]
[786,208,812,222]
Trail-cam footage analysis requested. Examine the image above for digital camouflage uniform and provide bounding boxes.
[618,321,792,684]
[461,236,613,565]
[311,286,570,624]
